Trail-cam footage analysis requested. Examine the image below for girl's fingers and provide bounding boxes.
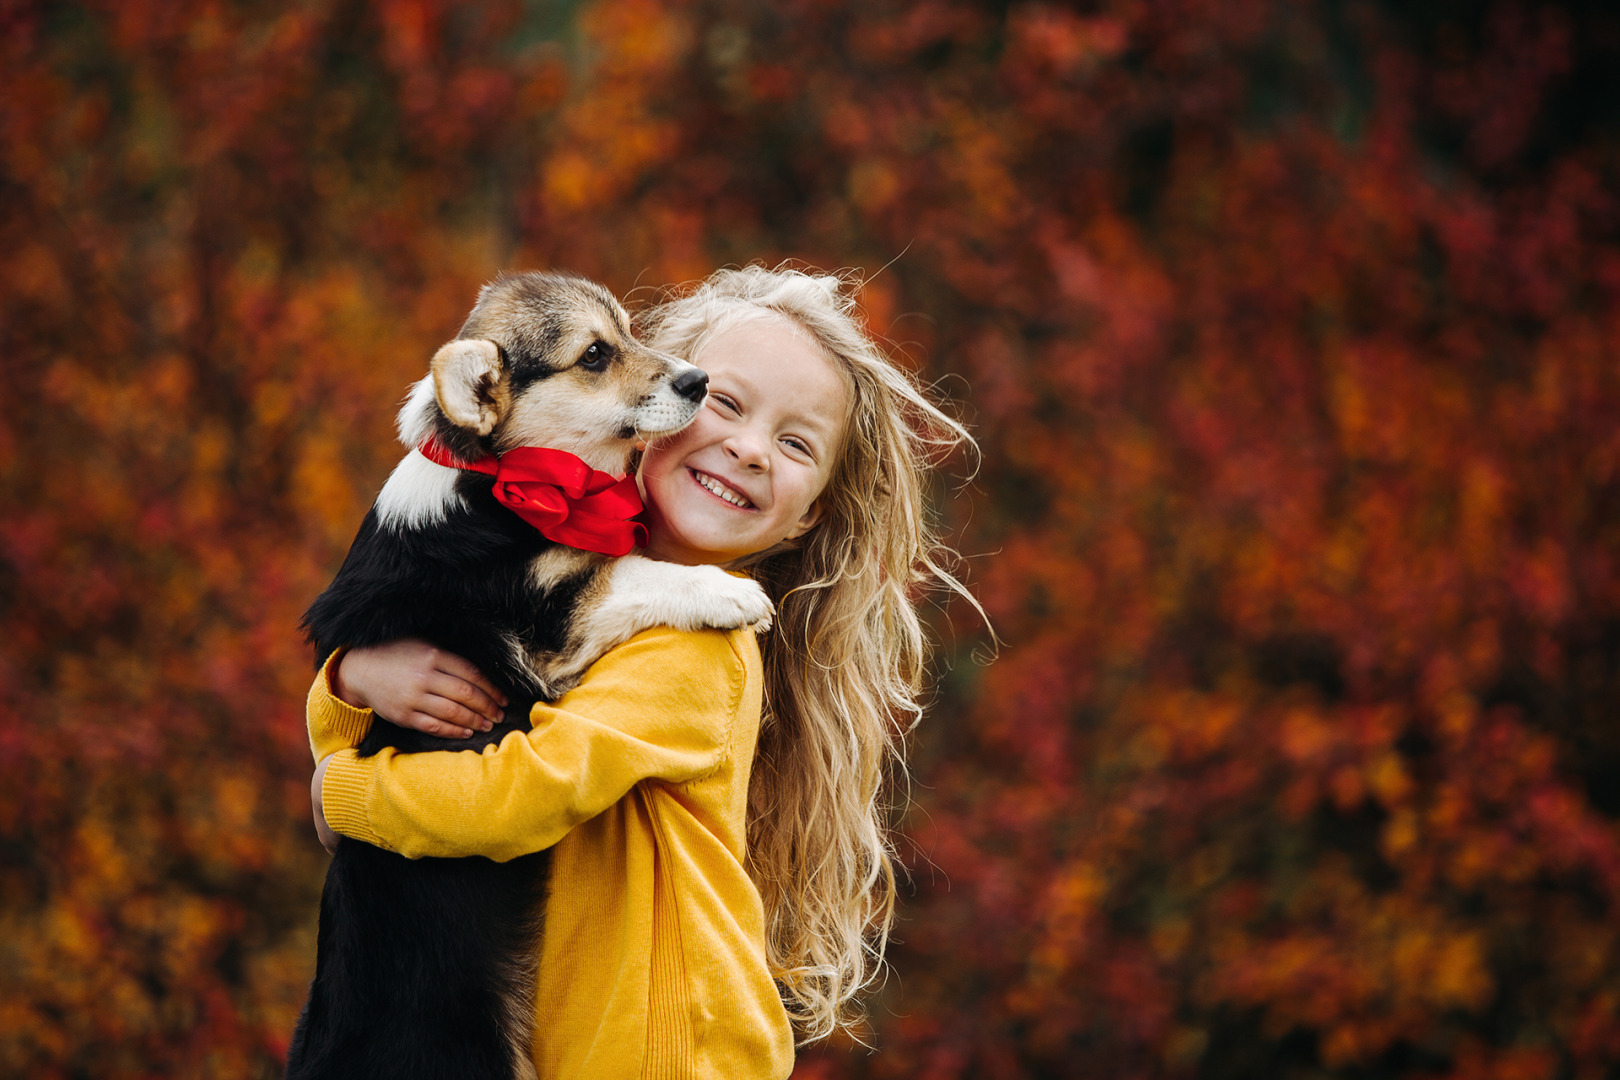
[430,651,509,710]
[382,696,495,738]
[426,671,503,726]
[408,712,476,738]
[420,692,499,735]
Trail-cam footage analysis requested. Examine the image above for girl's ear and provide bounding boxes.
[785,500,824,541]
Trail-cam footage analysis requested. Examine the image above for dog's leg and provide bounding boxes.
[589,553,775,636]
[534,556,773,692]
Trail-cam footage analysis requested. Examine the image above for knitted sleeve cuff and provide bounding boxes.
[320,749,387,849]
[307,649,375,763]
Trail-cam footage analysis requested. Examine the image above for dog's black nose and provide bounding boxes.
[672,367,708,402]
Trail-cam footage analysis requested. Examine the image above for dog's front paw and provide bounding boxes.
[690,568,774,633]
[596,556,775,636]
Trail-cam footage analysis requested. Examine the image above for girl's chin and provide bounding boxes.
[645,535,745,566]
[643,509,748,562]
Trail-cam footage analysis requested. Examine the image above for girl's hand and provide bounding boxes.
[331,639,509,739]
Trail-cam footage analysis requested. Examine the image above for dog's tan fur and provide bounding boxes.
[387,271,773,705]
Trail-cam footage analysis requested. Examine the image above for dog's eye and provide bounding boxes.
[579,342,613,372]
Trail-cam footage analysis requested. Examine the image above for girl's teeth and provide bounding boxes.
[696,472,750,507]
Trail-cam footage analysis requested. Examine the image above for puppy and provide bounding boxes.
[286,272,772,1080]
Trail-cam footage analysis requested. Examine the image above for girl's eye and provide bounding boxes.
[782,436,812,458]
[709,393,740,413]
[579,342,612,371]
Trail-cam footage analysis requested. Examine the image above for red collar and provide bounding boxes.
[417,436,647,557]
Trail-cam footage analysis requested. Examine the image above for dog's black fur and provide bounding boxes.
[284,272,744,1080]
[286,478,587,1080]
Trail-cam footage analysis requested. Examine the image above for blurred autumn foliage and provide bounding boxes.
[3,0,1618,1077]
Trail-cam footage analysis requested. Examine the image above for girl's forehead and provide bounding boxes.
[697,314,851,427]
[698,309,807,357]
[697,313,817,375]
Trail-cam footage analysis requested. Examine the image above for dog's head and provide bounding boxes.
[399,272,706,474]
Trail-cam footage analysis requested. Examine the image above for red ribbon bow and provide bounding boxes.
[417,436,648,557]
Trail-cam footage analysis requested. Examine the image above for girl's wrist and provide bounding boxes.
[329,649,367,710]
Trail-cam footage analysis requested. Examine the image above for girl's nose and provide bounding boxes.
[724,430,769,471]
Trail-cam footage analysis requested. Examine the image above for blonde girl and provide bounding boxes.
[308,265,979,1077]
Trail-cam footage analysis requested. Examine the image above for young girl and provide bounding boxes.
[307,265,980,1078]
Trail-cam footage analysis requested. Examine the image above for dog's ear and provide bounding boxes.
[431,339,511,436]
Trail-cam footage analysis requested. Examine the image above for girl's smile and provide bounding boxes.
[690,468,754,508]
[638,314,851,566]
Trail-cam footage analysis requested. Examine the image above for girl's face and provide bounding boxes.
[638,314,850,566]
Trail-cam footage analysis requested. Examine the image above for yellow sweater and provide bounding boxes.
[308,626,795,1080]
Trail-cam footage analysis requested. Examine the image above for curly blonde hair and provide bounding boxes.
[637,265,984,1041]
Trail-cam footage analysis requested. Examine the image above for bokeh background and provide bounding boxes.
[4,0,1620,1076]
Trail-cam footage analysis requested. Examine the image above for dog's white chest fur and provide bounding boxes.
[375,449,464,530]
[373,377,465,531]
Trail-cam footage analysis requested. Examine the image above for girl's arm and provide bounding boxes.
[309,626,754,862]
[306,640,506,851]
